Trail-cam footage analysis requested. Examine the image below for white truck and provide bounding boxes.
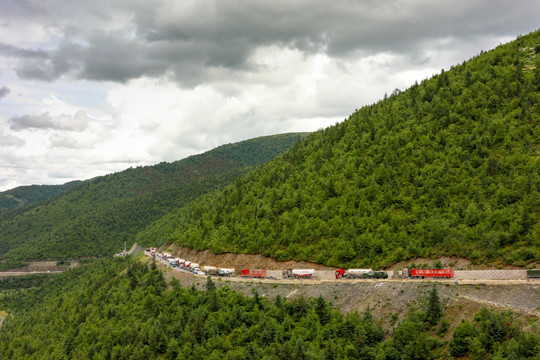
[169,258,184,267]
[344,269,373,279]
[217,268,235,277]
[283,269,316,279]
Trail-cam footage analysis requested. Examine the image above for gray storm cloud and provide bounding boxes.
[3,0,539,85]
[0,43,49,59]
[10,111,90,131]
[0,86,10,99]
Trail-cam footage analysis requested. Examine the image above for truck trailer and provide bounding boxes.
[335,269,387,279]
[283,269,316,279]
[201,266,217,275]
[241,269,267,278]
[403,268,454,279]
[217,268,235,277]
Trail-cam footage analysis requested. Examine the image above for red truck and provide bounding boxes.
[241,269,267,278]
[403,268,454,279]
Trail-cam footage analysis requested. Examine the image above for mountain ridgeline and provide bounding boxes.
[0,134,305,265]
[139,30,540,268]
[0,181,83,213]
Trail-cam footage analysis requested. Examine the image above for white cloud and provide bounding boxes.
[0,129,24,147]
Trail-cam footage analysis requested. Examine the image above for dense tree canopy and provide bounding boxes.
[0,257,537,359]
[139,30,540,268]
[0,181,83,213]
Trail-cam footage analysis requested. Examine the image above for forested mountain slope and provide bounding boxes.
[0,133,304,265]
[139,30,540,268]
[0,181,83,213]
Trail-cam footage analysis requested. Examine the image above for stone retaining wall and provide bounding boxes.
[316,269,527,280]
[454,270,526,280]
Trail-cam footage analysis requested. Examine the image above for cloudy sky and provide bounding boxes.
[0,0,539,191]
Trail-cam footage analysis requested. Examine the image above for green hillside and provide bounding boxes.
[139,30,540,268]
[0,257,537,359]
[0,133,304,265]
[0,181,83,213]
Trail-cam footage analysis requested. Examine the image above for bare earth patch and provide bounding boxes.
[3,260,78,273]
[162,244,336,270]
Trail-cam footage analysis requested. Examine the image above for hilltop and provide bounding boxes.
[0,181,83,213]
[139,30,540,269]
[0,133,305,267]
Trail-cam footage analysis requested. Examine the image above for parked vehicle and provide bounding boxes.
[241,269,267,278]
[402,268,454,279]
[283,269,315,279]
[217,268,235,277]
[526,269,540,279]
[201,266,218,275]
[169,258,184,267]
[364,271,388,279]
[335,268,372,279]
[189,263,200,272]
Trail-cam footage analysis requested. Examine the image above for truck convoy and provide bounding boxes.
[146,250,539,282]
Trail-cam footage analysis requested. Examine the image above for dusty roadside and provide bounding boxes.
[162,245,335,270]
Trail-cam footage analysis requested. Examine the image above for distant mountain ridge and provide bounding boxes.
[0,181,83,213]
[138,30,540,268]
[0,133,305,266]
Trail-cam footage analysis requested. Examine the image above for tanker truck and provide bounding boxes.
[283,269,316,279]
[217,268,235,277]
[335,268,387,279]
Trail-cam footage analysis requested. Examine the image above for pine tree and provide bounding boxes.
[426,285,442,325]
[205,276,216,291]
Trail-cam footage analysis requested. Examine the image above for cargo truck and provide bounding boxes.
[217,268,235,277]
[402,268,454,279]
[335,269,387,279]
[201,266,218,275]
[241,269,267,278]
